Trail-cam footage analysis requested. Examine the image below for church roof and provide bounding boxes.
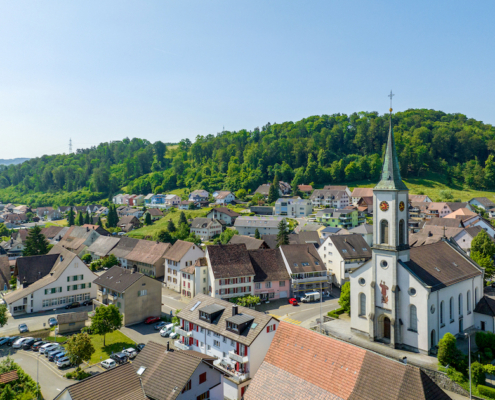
[374,116,408,191]
[400,240,482,292]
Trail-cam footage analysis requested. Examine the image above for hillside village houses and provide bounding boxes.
[190,218,222,240]
[273,197,312,217]
[234,216,286,237]
[165,240,205,293]
[206,207,240,226]
[213,190,236,205]
[254,181,291,197]
[165,194,181,207]
[310,188,350,208]
[469,196,495,211]
[189,189,209,202]
[315,208,361,228]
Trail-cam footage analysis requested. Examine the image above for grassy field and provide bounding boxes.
[45,219,68,227]
[128,208,212,239]
[89,330,136,364]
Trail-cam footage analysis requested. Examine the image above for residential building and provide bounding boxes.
[46,209,62,221]
[165,240,205,293]
[93,266,162,325]
[248,206,273,215]
[469,197,495,211]
[297,184,313,194]
[319,226,349,240]
[475,287,495,333]
[57,226,102,257]
[117,215,140,232]
[36,207,53,218]
[274,197,312,218]
[144,193,154,204]
[356,196,373,214]
[294,222,325,235]
[81,224,111,237]
[4,247,96,315]
[350,187,373,205]
[0,256,11,292]
[234,216,286,237]
[315,208,359,229]
[108,237,140,269]
[408,194,433,203]
[261,232,321,249]
[228,235,269,250]
[424,202,453,218]
[150,194,167,205]
[112,194,125,204]
[86,236,120,260]
[207,207,240,226]
[125,240,171,278]
[249,249,290,301]
[165,194,181,207]
[57,311,88,334]
[179,200,195,210]
[350,115,484,355]
[279,244,328,297]
[41,226,69,244]
[213,191,236,205]
[181,257,209,301]
[177,294,279,399]
[206,244,255,299]
[310,189,350,209]
[0,238,24,259]
[254,182,291,197]
[244,322,450,400]
[318,234,371,287]
[446,202,475,212]
[323,185,352,197]
[190,218,222,240]
[145,208,164,221]
[132,195,144,206]
[349,223,373,247]
[189,189,209,202]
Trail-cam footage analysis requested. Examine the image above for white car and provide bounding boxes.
[56,356,72,369]
[160,323,174,337]
[123,348,137,359]
[101,359,117,369]
[40,343,59,354]
[12,337,33,349]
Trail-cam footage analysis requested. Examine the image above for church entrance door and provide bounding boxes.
[383,317,391,339]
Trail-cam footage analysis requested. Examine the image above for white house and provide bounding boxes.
[274,197,313,218]
[234,216,286,237]
[207,207,240,226]
[350,187,373,205]
[189,190,209,202]
[349,223,373,247]
[469,197,495,211]
[190,218,222,241]
[180,257,209,301]
[165,194,181,207]
[318,234,372,287]
[176,294,279,400]
[310,189,350,209]
[4,246,96,315]
[350,116,484,355]
[164,240,205,293]
[213,191,236,205]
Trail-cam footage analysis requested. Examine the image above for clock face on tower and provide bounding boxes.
[399,201,405,212]
[380,201,389,212]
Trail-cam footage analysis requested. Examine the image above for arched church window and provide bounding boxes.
[440,301,444,324]
[449,297,454,321]
[359,293,366,317]
[399,219,405,245]
[380,220,389,245]
[459,293,463,316]
[410,305,417,332]
[467,290,471,313]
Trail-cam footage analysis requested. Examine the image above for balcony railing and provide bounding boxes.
[174,340,191,351]
[292,275,328,284]
[213,360,250,383]
[175,327,193,337]
[229,350,249,363]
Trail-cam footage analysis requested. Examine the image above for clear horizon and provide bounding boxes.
[1,1,494,159]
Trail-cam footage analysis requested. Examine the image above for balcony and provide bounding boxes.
[292,275,328,284]
[175,327,193,337]
[229,350,249,363]
[174,340,191,351]
[213,359,250,383]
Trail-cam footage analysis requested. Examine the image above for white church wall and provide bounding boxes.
[350,260,372,334]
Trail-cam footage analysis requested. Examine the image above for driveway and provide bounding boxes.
[120,322,178,350]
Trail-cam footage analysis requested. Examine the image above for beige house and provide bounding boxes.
[57,311,88,334]
[125,240,171,278]
[93,266,162,326]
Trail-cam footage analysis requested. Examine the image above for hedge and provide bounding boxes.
[478,385,495,399]
[328,307,346,319]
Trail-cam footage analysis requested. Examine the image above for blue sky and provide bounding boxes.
[1,1,494,158]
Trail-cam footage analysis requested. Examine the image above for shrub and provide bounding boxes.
[438,332,465,372]
[470,361,486,386]
[65,372,73,379]
[338,282,350,314]
[479,385,495,399]
[328,308,346,319]
[485,348,493,360]
[446,367,466,384]
[81,254,92,263]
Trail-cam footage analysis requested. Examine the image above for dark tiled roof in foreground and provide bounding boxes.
[244,322,450,400]
[93,266,144,293]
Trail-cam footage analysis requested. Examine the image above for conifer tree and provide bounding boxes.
[23,225,50,256]
[77,211,84,226]
[145,212,152,226]
[97,216,103,228]
[84,212,90,224]
[179,211,187,226]
[67,207,75,227]
[254,228,260,239]
[276,219,289,247]
[268,173,280,204]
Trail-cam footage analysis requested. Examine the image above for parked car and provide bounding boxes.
[0,337,10,346]
[101,359,117,369]
[40,343,60,354]
[122,348,137,359]
[136,343,145,352]
[144,316,160,324]
[48,317,58,327]
[54,352,68,362]
[56,356,72,369]
[21,338,36,350]
[49,350,66,361]
[46,346,64,358]
[109,352,128,365]
[65,302,80,309]
[288,298,298,306]
[154,321,166,330]
[169,332,178,340]
[6,336,20,346]
[18,323,28,333]
[32,341,48,351]
[159,323,174,337]
[300,291,321,303]
[82,299,93,306]
[13,337,33,349]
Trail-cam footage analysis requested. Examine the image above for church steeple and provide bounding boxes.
[374,91,408,191]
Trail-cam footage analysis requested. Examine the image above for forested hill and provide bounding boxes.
[0,158,30,165]
[1,109,495,207]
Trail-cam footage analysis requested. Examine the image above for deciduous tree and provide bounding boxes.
[66,333,95,367]
[90,305,123,346]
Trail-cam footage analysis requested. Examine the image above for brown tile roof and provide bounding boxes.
[164,240,198,262]
[62,363,146,400]
[244,322,450,400]
[146,208,163,216]
[214,191,232,199]
[206,243,255,278]
[178,294,276,346]
[133,341,216,400]
[351,187,373,198]
[190,218,220,229]
[86,236,121,257]
[329,234,372,260]
[208,206,240,217]
[118,216,140,226]
[409,194,430,202]
[401,240,482,292]
[279,244,325,274]
[57,311,88,324]
[324,185,349,191]
[409,226,465,247]
[424,218,464,228]
[0,370,19,385]
[249,249,290,283]
[109,237,140,259]
[93,266,144,293]
[445,208,477,217]
[126,240,171,265]
[228,235,267,250]
[298,184,313,192]
[41,225,65,239]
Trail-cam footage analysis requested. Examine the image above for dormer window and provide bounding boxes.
[199,311,211,322]
[227,321,239,332]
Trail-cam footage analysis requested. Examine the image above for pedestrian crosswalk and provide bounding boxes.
[268,314,302,325]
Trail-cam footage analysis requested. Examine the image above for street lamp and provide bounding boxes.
[464,332,472,400]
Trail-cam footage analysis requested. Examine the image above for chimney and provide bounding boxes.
[166,342,170,352]
[60,255,64,262]
[86,227,89,232]
[232,305,238,316]
[402,356,407,365]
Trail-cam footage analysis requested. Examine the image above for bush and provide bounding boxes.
[328,308,346,319]
[471,361,486,386]
[479,385,495,399]
[438,333,463,370]
[485,348,493,360]
[338,282,350,314]
[81,254,92,263]
[65,372,73,379]
[446,367,466,384]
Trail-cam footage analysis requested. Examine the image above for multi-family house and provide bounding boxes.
[318,234,372,287]
[4,246,96,314]
[190,218,222,240]
[108,237,140,269]
[180,257,209,301]
[315,208,359,229]
[189,189,209,202]
[234,216,286,237]
[274,197,312,217]
[349,223,373,247]
[310,189,350,209]
[36,207,54,218]
[46,209,62,221]
[249,249,290,301]
[324,185,352,197]
[176,294,279,400]
[121,194,131,205]
[164,240,205,292]
[469,197,495,211]
[213,191,236,205]
[165,194,181,207]
[57,226,102,258]
[127,195,137,206]
[206,207,240,226]
[279,244,328,297]
[144,193,154,204]
[206,244,255,300]
[125,240,171,278]
[350,187,373,205]
[424,202,452,218]
[150,194,167,205]
[132,195,145,206]
[93,266,161,325]
[0,238,24,259]
[86,236,120,261]
[112,194,125,204]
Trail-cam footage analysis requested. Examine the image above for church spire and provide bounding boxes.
[374,91,408,191]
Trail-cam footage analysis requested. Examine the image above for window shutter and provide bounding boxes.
[274,324,277,330]
[267,326,269,333]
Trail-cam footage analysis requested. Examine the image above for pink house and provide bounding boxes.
[248,249,291,301]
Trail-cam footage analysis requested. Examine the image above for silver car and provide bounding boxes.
[123,348,137,359]
[40,343,59,354]
[56,357,72,369]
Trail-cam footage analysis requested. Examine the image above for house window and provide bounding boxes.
[410,305,417,332]
[279,281,285,287]
[138,290,147,297]
[440,301,444,325]
[199,372,207,384]
[359,293,366,317]
[459,293,463,316]
[265,282,272,289]
[450,297,454,322]
[467,290,471,313]
[213,340,220,348]
[255,283,261,289]
[182,380,191,393]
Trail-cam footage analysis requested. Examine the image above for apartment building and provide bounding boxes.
[310,189,350,209]
[274,197,313,218]
[164,240,205,292]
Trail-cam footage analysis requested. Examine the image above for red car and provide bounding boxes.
[288,298,298,306]
[144,316,160,324]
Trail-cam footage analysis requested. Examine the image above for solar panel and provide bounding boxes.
[190,301,201,311]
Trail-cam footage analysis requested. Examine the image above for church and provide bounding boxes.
[350,104,484,355]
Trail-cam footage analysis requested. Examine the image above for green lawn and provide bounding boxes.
[45,219,68,227]
[46,336,67,343]
[128,208,212,239]
[88,330,136,364]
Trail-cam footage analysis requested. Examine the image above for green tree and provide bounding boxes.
[90,305,123,346]
[185,233,202,246]
[9,275,16,290]
[254,228,260,239]
[276,219,289,247]
[102,254,119,269]
[472,230,495,259]
[179,211,187,226]
[188,202,196,210]
[23,225,50,256]
[0,304,7,327]
[0,223,8,237]
[219,229,238,244]
[156,229,175,244]
[65,333,95,367]
[167,220,176,233]
[84,212,90,224]
[438,332,460,367]
[81,254,92,263]
[97,216,103,228]
[144,212,152,226]
[485,154,495,189]
[0,384,15,400]
[142,205,147,212]
[67,207,75,227]
[235,189,247,201]
[175,223,190,240]
[267,180,279,204]
[338,282,350,314]
[77,211,84,226]
[471,361,486,386]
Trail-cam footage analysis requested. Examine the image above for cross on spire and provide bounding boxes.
[388,90,394,113]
